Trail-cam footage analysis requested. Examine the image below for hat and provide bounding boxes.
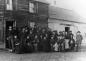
[77,31,81,33]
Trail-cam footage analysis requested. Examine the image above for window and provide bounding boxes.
[29,2,35,13]
[6,0,13,10]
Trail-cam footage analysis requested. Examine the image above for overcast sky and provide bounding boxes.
[47,0,86,19]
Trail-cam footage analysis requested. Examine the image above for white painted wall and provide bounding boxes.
[74,23,86,43]
[48,19,78,35]
[49,6,83,23]
[48,22,64,32]
[48,19,86,43]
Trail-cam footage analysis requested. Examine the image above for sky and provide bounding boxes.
[47,0,86,19]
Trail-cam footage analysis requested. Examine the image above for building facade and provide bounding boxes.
[0,0,86,45]
[0,0,49,44]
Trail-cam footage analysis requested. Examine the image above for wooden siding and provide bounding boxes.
[37,2,48,16]
[13,0,29,11]
[35,1,49,23]
[13,11,28,27]
[0,0,4,42]
[0,0,4,5]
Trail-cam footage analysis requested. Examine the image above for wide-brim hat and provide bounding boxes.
[77,31,81,33]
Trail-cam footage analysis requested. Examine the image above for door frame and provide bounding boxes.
[4,20,16,48]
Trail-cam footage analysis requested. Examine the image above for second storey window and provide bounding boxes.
[6,0,13,10]
[29,2,35,13]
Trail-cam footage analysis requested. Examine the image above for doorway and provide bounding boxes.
[5,21,14,48]
[65,27,70,32]
[6,21,14,31]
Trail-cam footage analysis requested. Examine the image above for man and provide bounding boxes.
[50,36,56,52]
[42,36,50,52]
[32,35,39,52]
[69,34,75,51]
[76,31,83,51]
[6,26,13,52]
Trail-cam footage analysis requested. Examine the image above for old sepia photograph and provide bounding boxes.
[0,0,86,61]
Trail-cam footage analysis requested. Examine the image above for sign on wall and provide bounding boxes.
[6,0,13,10]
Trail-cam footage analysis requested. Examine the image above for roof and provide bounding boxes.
[49,6,86,23]
[34,0,49,4]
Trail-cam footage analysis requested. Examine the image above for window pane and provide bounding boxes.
[6,0,13,10]
[29,2,35,13]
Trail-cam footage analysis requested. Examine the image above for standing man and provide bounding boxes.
[7,26,13,52]
[76,31,83,51]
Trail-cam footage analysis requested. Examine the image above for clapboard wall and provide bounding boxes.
[12,0,29,27]
[12,0,49,27]
[4,0,49,28]
[0,0,4,42]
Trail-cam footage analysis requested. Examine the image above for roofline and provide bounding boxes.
[49,18,86,24]
[34,0,49,4]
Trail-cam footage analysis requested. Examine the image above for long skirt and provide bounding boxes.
[65,39,70,51]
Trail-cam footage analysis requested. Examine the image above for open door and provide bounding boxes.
[65,27,70,32]
[5,21,15,48]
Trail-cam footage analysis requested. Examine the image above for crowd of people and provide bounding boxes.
[6,25,83,54]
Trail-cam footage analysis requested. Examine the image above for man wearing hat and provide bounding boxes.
[76,31,83,51]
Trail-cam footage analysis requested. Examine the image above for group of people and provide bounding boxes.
[6,25,83,53]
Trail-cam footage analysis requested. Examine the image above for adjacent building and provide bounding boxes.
[48,5,86,36]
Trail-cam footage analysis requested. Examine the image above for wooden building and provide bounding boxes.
[0,0,5,43]
[0,0,49,44]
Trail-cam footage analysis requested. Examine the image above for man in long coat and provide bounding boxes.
[76,31,83,51]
